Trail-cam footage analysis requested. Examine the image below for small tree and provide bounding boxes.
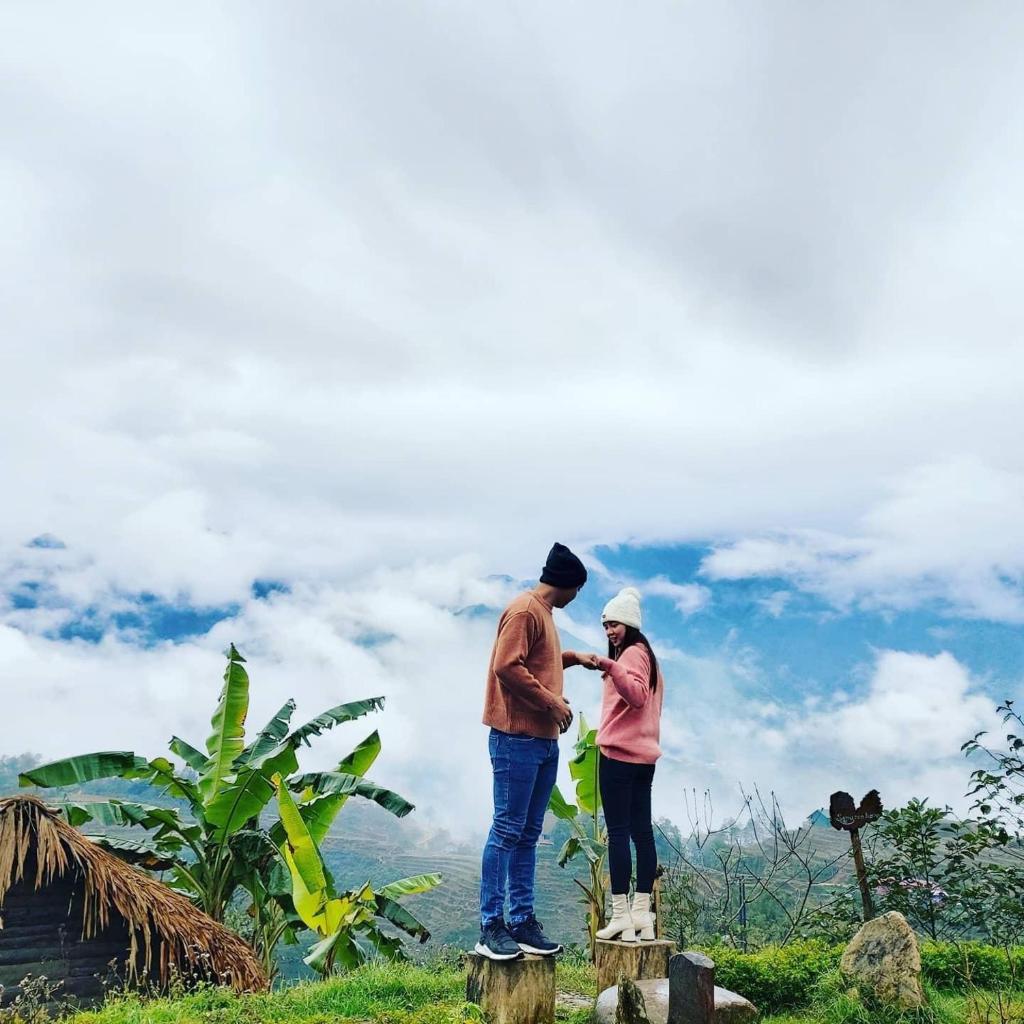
[961,699,1024,948]
[19,644,433,971]
[547,715,607,960]
[658,787,848,948]
[275,775,439,973]
[809,702,1024,948]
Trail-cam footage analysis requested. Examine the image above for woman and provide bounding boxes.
[585,586,664,942]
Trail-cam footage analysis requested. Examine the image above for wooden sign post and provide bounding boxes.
[828,789,882,922]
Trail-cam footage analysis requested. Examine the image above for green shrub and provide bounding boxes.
[702,940,842,1015]
[703,939,1024,1015]
[791,971,967,1024]
[919,941,1020,990]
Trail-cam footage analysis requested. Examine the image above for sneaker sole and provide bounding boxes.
[474,942,524,961]
[515,942,563,956]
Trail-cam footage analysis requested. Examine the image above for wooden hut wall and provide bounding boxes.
[0,852,152,1007]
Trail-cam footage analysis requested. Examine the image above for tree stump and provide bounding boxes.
[667,952,715,1024]
[596,939,677,995]
[466,954,556,1024]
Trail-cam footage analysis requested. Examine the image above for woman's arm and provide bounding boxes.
[595,645,651,708]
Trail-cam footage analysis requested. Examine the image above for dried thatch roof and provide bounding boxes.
[0,796,267,994]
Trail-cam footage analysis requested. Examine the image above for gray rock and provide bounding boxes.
[595,978,758,1024]
[616,977,652,1024]
[840,911,925,1010]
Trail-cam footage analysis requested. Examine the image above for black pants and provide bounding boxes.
[599,752,657,894]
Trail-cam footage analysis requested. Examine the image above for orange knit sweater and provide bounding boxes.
[482,590,578,739]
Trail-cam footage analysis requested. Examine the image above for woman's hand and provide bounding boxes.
[578,653,603,670]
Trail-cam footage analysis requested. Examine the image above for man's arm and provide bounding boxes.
[565,650,600,669]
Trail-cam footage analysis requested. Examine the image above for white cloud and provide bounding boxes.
[0,562,514,833]
[702,459,1024,621]
[0,4,1022,617]
[1,554,1015,834]
[642,576,712,616]
[786,649,996,767]
[758,591,792,618]
[2,4,1024,837]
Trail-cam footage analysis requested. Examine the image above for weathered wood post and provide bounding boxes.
[667,952,714,1024]
[829,789,883,923]
[466,954,556,1024]
[596,938,677,994]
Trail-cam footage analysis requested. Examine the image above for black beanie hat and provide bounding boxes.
[540,542,588,589]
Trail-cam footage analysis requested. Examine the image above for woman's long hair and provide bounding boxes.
[607,626,659,692]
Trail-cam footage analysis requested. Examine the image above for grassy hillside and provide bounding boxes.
[65,958,598,1024]
[58,957,1024,1024]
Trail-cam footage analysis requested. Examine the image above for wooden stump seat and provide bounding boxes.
[465,953,556,1024]
[596,938,677,994]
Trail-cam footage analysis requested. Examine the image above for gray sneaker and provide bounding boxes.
[509,915,563,956]
[475,919,525,960]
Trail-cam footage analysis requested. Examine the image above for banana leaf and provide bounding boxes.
[276,775,329,929]
[302,885,376,973]
[288,770,414,818]
[200,644,250,802]
[557,835,581,868]
[229,827,281,867]
[145,757,203,809]
[288,732,385,844]
[205,768,276,833]
[305,929,359,973]
[85,834,178,870]
[278,792,349,847]
[374,894,431,943]
[239,699,297,766]
[378,873,442,899]
[19,751,151,789]
[285,697,386,749]
[338,730,382,777]
[57,799,200,844]
[568,715,601,816]
[548,784,579,821]
[576,834,607,866]
[357,922,405,960]
[168,736,207,772]
[245,740,300,781]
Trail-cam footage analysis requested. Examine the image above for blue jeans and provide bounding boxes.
[480,728,559,928]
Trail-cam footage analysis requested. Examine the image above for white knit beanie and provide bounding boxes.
[602,587,642,629]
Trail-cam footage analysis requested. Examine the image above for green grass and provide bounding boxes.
[760,974,1024,1024]
[67,959,599,1024]
[71,962,468,1024]
[60,955,1024,1024]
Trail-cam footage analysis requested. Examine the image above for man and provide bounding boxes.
[476,541,594,960]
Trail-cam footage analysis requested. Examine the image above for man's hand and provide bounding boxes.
[577,652,602,670]
[552,695,574,734]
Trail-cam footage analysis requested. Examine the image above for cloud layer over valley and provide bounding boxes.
[2,2,1023,830]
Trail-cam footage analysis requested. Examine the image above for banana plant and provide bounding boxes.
[275,775,441,975]
[19,644,416,969]
[547,713,608,960]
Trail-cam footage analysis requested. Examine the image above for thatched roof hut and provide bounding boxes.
[0,796,267,1005]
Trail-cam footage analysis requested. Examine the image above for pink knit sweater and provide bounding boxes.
[594,644,663,764]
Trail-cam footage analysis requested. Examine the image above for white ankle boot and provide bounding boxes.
[631,892,655,941]
[596,893,636,942]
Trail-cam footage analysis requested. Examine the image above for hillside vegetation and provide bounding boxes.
[53,955,1024,1024]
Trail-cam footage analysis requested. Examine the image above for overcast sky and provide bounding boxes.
[2,2,1023,834]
